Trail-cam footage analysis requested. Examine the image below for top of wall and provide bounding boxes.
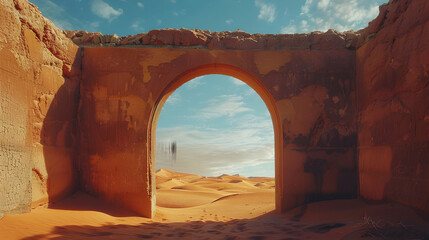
[64,28,360,51]
[2,0,79,76]
[65,0,410,51]
[357,0,429,47]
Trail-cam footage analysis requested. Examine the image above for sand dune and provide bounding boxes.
[1,169,428,239]
[155,169,275,210]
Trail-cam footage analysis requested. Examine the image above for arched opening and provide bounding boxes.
[149,64,284,218]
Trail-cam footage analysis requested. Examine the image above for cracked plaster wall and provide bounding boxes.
[1,0,428,219]
[79,44,357,217]
[0,0,81,217]
[356,0,429,211]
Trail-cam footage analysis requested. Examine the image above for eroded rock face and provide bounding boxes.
[0,0,81,217]
[64,28,360,50]
[1,0,428,219]
[357,0,429,211]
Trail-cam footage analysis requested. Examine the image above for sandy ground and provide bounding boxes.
[1,169,429,239]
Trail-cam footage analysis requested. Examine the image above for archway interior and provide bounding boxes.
[154,74,275,220]
[156,74,274,177]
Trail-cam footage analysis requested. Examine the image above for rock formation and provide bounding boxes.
[0,0,428,219]
[357,0,429,212]
[0,0,80,218]
[64,28,360,50]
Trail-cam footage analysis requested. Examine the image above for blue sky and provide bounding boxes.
[30,0,388,35]
[30,0,388,177]
[156,75,274,177]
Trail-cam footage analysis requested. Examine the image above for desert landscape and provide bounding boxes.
[1,169,429,239]
[1,0,429,239]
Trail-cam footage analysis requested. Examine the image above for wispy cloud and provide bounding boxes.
[317,0,330,10]
[185,76,206,89]
[172,9,186,17]
[229,77,245,86]
[281,20,297,34]
[131,20,144,32]
[34,0,76,30]
[197,95,252,119]
[89,21,100,30]
[225,18,233,24]
[165,92,180,105]
[137,2,144,8]
[156,124,274,177]
[282,0,380,33]
[91,0,123,21]
[301,0,313,15]
[255,0,276,23]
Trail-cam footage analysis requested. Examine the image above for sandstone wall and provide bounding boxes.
[357,0,429,211]
[79,36,357,216]
[5,0,428,219]
[0,0,81,217]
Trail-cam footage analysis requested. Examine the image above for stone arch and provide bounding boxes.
[148,63,284,216]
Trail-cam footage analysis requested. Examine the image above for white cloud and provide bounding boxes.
[285,0,382,33]
[157,19,162,25]
[165,92,180,105]
[301,20,308,31]
[255,0,276,23]
[170,0,176,3]
[91,0,123,21]
[156,124,274,177]
[317,0,330,10]
[280,20,297,34]
[89,21,100,31]
[225,18,233,24]
[197,95,251,119]
[185,76,206,89]
[137,2,144,8]
[131,20,144,32]
[35,0,75,30]
[229,77,245,86]
[51,18,75,30]
[172,9,186,17]
[301,0,313,15]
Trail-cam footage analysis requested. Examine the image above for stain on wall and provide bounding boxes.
[1,0,428,219]
[80,43,357,216]
[356,0,429,211]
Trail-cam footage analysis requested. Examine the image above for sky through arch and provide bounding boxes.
[156,74,274,177]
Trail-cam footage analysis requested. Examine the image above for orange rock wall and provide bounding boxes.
[79,44,357,217]
[0,0,81,217]
[357,0,429,211]
[2,0,428,219]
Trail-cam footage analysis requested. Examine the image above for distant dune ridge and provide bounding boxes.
[155,168,275,211]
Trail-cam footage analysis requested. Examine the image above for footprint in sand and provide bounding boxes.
[303,223,346,234]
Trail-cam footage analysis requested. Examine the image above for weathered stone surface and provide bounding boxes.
[1,0,429,220]
[0,0,80,217]
[64,28,360,50]
[357,0,429,211]
[79,42,357,217]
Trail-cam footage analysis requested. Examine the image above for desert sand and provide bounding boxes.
[1,169,429,239]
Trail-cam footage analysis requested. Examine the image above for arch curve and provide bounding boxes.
[148,63,284,216]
